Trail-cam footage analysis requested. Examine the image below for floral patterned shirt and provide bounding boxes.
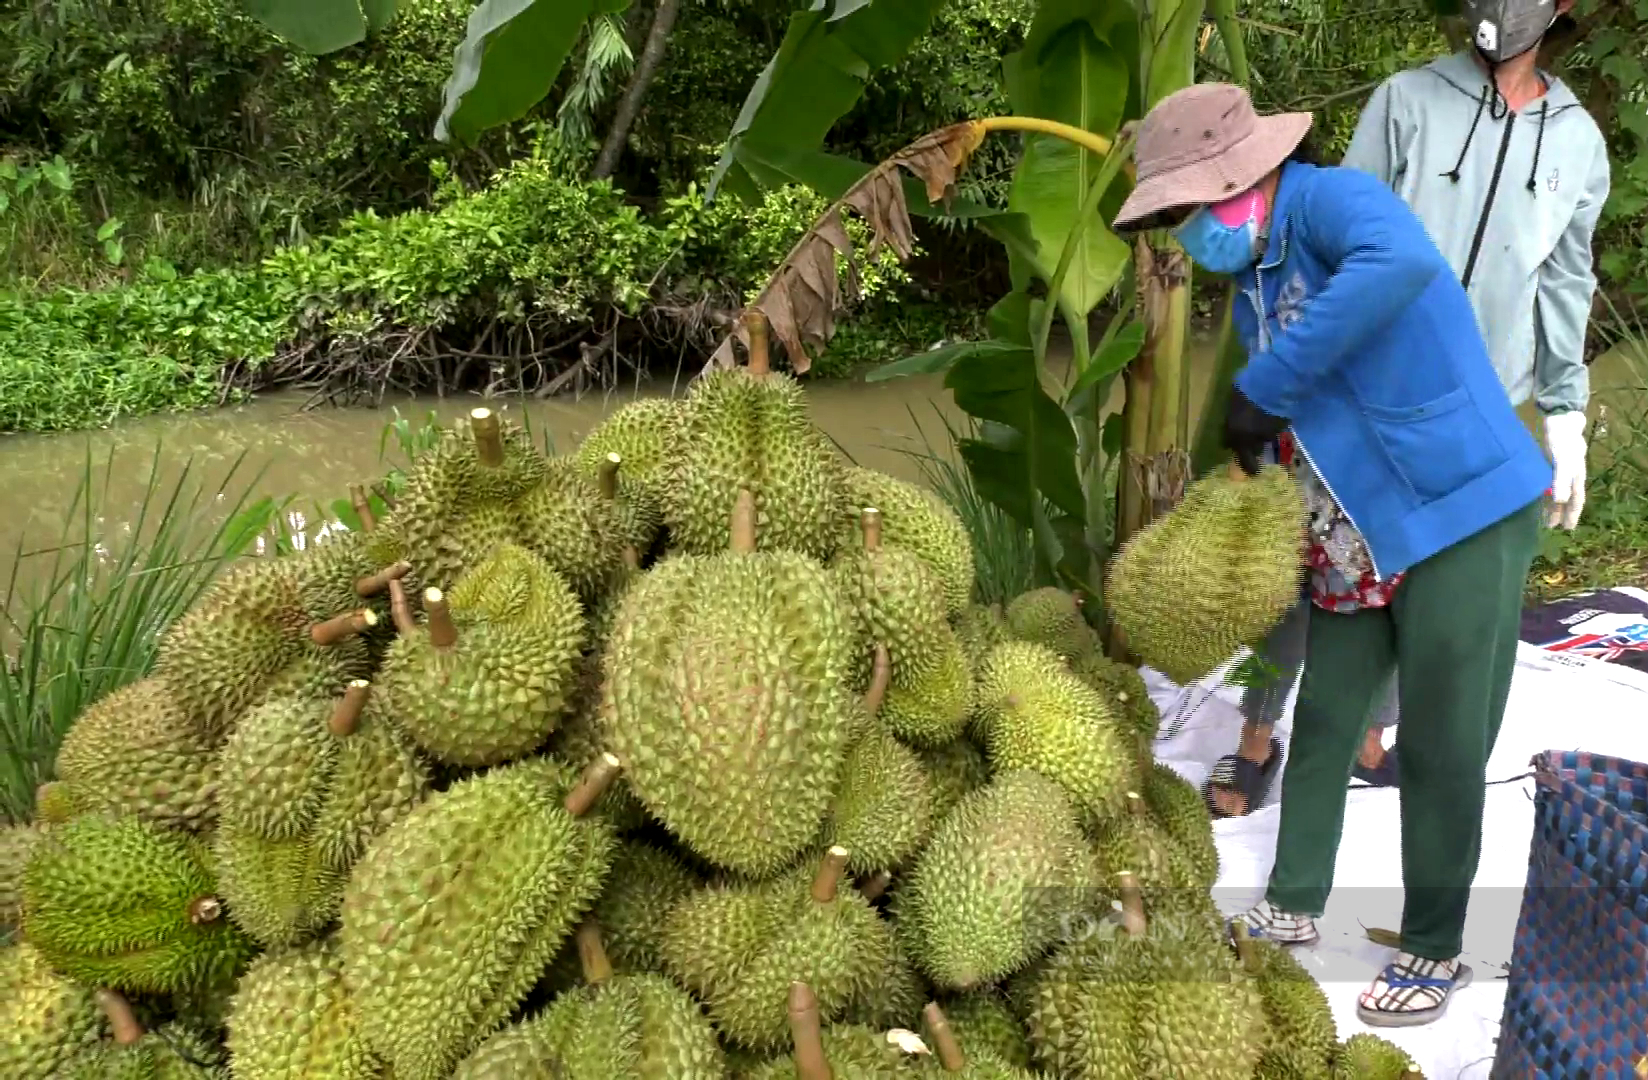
[1274,432,1405,613]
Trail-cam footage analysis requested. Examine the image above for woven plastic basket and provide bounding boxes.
[1492,750,1648,1078]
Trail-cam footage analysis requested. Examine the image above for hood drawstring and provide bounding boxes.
[1442,83,1494,183]
[1525,97,1549,192]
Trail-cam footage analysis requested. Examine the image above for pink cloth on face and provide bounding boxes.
[1208,188,1263,228]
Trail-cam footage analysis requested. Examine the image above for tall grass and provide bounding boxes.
[0,444,281,823]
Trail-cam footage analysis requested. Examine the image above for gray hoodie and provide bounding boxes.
[1341,49,1610,417]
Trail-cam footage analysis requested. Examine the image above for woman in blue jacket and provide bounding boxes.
[1112,82,1552,1027]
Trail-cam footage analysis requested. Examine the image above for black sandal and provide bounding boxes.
[1352,748,1401,787]
[1202,737,1284,818]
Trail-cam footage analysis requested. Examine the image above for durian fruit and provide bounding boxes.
[56,989,227,1078]
[659,846,896,1054]
[1068,651,1159,751]
[49,677,220,833]
[662,314,846,560]
[1004,588,1101,663]
[289,524,404,665]
[918,738,992,824]
[917,1000,1044,1078]
[225,937,381,1080]
[840,466,976,617]
[21,815,255,996]
[1091,791,1207,917]
[938,993,1032,1069]
[512,456,630,600]
[212,680,430,947]
[336,754,621,1080]
[1106,462,1305,685]
[741,981,924,1080]
[33,780,80,824]
[973,641,1140,828]
[601,489,858,877]
[1330,1034,1424,1080]
[593,450,666,557]
[1231,923,1335,1080]
[0,941,107,1079]
[897,770,1104,990]
[378,544,585,766]
[833,507,951,670]
[843,938,929,1031]
[1140,761,1219,889]
[544,655,649,832]
[459,919,725,1079]
[3,820,50,928]
[572,397,680,510]
[881,624,975,748]
[953,603,1009,673]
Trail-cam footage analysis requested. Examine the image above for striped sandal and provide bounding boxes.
[1355,952,1474,1028]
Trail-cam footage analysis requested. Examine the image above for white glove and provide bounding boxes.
[1544,410,1587,530]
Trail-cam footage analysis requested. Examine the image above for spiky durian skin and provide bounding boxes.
[544,840,702,990]
[1248,938,1336,1080]
[1024,933,1149,1079]
[525,973,726,1079]
[824,722,935,874]
[450,1020,557,1079]
[1129,943,1268,1079]
[289,531,398,663]
[942,992,1032,1069]
[51,677,220,833]
[1004,587,1101,662]
[880,626,974,747]
[831,540,950,662]
[3,821,50,928]
[659,861,895,1053]
[840,467,975,617]
[59,1021,228,1078]
[1069,652,1159,749]
[1330,1034,1420,1080]
[663,368,846,559]
[573,397,681,488]
[225,938,380,1080]
[337,756,616,1080]
[740,1024,916,1080]
[600,548,858,877]
[0,941,107,1079]
[379,545,585,767]
[1107,464,1305,685]
[1090,805,1206,918]
[21,816,255,996]
[512,459,628,599]
[843,941,928,1031]
[899,770,1104,990]
[974,641,1141,828]
[545,656,649,832]
[954,602,1010,673]
[919,738,992,823]
[1141,761,1219,889]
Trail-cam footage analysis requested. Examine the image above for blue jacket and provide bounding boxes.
[1232,161,1551,581]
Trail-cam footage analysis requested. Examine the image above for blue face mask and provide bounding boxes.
[1172,188,1266,275]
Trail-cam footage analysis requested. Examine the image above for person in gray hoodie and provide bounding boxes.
[1203,0,1609,824]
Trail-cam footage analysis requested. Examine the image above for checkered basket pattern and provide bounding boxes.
[1491,751,1648,1079]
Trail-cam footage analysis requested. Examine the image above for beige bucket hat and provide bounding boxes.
[1113,82,1313,229]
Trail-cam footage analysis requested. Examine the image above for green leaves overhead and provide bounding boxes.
[435,0,631,144]
[242,0,397,53]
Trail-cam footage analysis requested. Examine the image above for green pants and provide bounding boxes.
[1265,500,1541,960]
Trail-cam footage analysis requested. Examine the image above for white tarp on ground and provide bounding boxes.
[1145,642,1648,1079]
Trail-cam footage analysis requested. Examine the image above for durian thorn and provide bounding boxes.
[424,588,457,649]
[921,1002,966,1071]
[188,896,223,925]
[388,578,417,636]
[356,560,411,597]
[730,488,757,554]
[349,483,377,532]
[470,407,505,467]
[858,869,893,902]
[621,545,640,571]
[330,680,371,737]
[97,989,144,1046]
[743,309,771,378]
[598,452,621,501]
[565,752,623,817]
[1116,872,1147,938]
[859,506,883,550]
[787,982,833,1080]
[310,608,378,646]
[575,919,614,986]
[1230,920,1263,975]
[811,845,851,903]
[863,644,892,717]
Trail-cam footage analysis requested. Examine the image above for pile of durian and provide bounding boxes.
[0,325,1425,1079]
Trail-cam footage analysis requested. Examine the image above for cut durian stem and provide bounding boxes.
[330,680,372,737]
[356,560,412,597]
[921,1002,966,1071]
[863,643,892,716]
[188,895,224,924]
[1116,872,1147,938]
[564,752,623,817]
[388,578,416,636]
[811,845,852,903]
[470,407,505,467]
[310,608,379,646]
[731,488,757,554]
[424,588,457,649]
[350,483,377,532]
[787,982,832,1080]
[860,506,883,551]
[858,870,893,902]
[97,989,145,1046]
[1125,790,1146,817]
[575,919,614,986]
[744,309,771,378]
[1230,920,1263,975]
[598,452,621,501]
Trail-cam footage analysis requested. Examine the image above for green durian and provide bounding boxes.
[21,815,255,996]
[832,506,951,665]
[1330,1034,1423,1079]
[337,754,619,1080]
[3,821,50,929]
[916,1000,1044,1079]
[544,655,649,832]
[974,641,1141,827]
[1092,792,1208,917]
[918,738,992,824]
[1140,760,1219,889]
[58,992,227,1079]
[740,983,922,1080]
[881,626,975,748]
[288,529,401,665]
[1069,652,1160,750]
[953,603,1010,673]
[0,941,107,1079]
[843,940,929,1031]
[1004,587,1101,663]
[450,1021,558,1079]
[542,838,702,991]
[512,456,630,599]
[841,466,975,617]
[824,700,936,875]
[572,397,680,494]
[938,992,1032,1069]
[1232,924,1336,1080]
[225,937,381,1080]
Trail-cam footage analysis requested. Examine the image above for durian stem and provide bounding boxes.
[730,489,757,554]
[330,680,371,737]
[858,870,893,902]
[356,560,412,597]
[349,484,377,532]
[1230,921,1263,975]
[921,1002,966,1071]
[744,310,771,377]
[565,753,624,817]
[859,507,883,551]
[575,919,614,985]
[788,982,833,1080]
[1125,790,1146,818]
[1117,872,1148,938]
[310,608,379,646]
[388,579,417,636]
[188,896,224,924]
[863,644,892,717]
[470,407,505,467]
[811,846,851,903]
[97,989,145,1046]
[424,589,457,649]
[598,452,621,501]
